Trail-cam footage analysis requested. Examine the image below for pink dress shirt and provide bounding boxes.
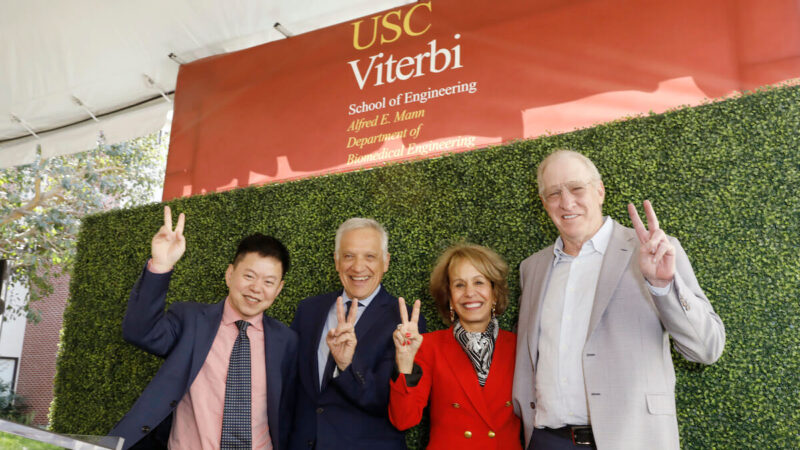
[168,299,272,450]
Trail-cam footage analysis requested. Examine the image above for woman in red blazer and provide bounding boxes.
[389,243,522,449]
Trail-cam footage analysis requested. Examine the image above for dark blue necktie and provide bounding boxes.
[221,320,251,449]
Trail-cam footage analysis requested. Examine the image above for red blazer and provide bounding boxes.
[389,328,522,450]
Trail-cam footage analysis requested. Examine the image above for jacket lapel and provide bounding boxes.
[444,331,494,428]
[263,317,286,447]
[527,248,555,373]
[306,293,339,396]
[188,300,225,384]
[483,332,514,420]
[586,220,635,341]
[354,286,391,339]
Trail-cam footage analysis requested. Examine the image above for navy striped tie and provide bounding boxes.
[221,320,251,449]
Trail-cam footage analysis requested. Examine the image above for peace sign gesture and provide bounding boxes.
[326,296,359,371]
[628,200,675,288]
[394,297,423,374]
[150,205,186,273]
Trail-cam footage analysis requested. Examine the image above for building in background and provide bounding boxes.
[0,261,28,415]
[0,261,69,427]
[15,272,68,427]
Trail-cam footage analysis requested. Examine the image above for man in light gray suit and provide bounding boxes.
[512,150,725,450]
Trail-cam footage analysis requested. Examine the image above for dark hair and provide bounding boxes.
[232,233,291,278]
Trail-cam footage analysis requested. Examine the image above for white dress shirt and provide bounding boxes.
[534,217,613,428]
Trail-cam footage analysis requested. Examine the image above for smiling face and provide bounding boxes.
[335,227,390,300]
[449,258,494,333]
[225,252,285,320]
[540,154,605,255]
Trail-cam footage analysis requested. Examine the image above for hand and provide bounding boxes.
[628,200,675,288]
[326,296,358,371]
[393,297,423,374]
[150,206,186,273]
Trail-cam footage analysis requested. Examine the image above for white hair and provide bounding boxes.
[536,149,603,195]
[334,218,389,257]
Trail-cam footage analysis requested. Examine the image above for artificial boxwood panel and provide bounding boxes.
[52,85,799,449]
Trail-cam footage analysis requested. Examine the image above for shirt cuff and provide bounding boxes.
[146,258,173,274]
[391,363,422,387]
[647,279,673,296]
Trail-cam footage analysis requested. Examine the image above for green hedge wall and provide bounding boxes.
[52,85,800,448]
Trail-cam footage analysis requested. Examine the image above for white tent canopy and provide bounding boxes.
[0,0,412,168]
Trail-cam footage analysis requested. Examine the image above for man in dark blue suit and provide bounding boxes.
[290,218,426,450]
[109,206,297,450]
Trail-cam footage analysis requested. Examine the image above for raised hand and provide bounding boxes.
[628,200,675,288]
[393,297,423,374]
[326,296,359,371]
[150,205,186,273]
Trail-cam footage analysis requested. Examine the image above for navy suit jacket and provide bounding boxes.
[109,266,298,450]
[289,286,426,450]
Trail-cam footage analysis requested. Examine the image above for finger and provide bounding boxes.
[155,224,170,238]
[175,212,185,237]
[395,330,408,347]
[336,297,346,324]
[398,297,409,324]
[393,331,404,348]
[164,205,172,231]
[347,297,359,324]
[643,199,660,231]
[333,321,353,335]
[653,239,674,264]
[644,229,667,254]
[336,332,356,346]
[628,203,649,244]
[410,299,421,324]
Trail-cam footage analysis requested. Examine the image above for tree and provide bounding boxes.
[0,133,167,321]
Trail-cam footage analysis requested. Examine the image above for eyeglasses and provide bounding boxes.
[541,180,596,203]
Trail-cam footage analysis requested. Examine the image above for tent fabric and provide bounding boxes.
[0,0,413,168]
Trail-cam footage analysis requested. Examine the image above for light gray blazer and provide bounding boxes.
[512,220,725,450]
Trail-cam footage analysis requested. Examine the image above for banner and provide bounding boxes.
[164,0,800,199]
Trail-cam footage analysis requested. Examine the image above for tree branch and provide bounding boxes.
[1,177,66,226]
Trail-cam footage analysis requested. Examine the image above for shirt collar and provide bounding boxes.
[553,216,613,265]
[222,297,264,331]
[341,284,381,309]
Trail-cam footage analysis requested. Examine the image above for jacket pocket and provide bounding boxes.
[645,393,676,415]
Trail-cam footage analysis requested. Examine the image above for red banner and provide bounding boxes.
[164,0,800,199]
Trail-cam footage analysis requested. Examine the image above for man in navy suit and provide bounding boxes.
[290,218,426,450]
[109,206,297,450]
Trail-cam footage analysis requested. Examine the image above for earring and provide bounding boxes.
[449,304,455,323]
[491,303,496,318]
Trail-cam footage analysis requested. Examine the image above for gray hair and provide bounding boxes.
[334,218,389,257]
[536,149,603,195]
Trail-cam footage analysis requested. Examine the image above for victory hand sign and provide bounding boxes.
[628,200,675,288]
[393,297,423,374]
[150,205,186,273]
[327,296,359,371]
